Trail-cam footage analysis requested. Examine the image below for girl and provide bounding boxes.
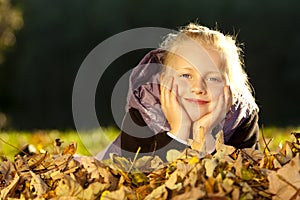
[97,23,259,161]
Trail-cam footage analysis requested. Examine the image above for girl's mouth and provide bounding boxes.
[184,98,209,105]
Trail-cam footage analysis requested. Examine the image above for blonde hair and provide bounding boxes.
[160,23,259,114]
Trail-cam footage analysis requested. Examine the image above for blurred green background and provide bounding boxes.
[0,1,299,133]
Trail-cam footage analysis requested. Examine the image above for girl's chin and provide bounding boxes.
[188,113,206,122]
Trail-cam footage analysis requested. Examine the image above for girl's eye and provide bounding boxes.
[180,74,192,79]
[206,77,221,82]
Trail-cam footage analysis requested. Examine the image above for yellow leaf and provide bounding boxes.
[100,186,134,200]
[188,156,199,165]
[130,171,149,186]
[241,167,254,181]
[62,142,77,155]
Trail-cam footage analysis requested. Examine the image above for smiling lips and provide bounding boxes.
[184,98,209,105]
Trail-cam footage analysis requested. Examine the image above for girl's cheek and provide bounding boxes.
[176,79,189,97]
[208,84,224,101]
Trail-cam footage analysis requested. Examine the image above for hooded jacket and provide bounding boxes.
[96,49,259,161]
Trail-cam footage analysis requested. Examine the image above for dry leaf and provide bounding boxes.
[55,174,84,197]
[83,182,110,200]
[29,170,49,197]
[171,187,206,200]
[80,156,99,180]
[62,142,77,155]
[0,160,16,186]
[100,186,135,200]
[0,173,19,199]
[144,185,168,200]
[268,154,300,200]
[150,155,164,169]
[130,171,149,186]
[233,153,243,178]
[215,131,235,156]
[165,169,182,190]
[204,158,218,177]
[1,137,300,199]
[166,149,181,163]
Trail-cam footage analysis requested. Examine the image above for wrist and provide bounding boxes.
[170,124,191,141]
[192,125,212,142]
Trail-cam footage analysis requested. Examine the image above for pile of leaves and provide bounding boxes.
[0,133,300,200]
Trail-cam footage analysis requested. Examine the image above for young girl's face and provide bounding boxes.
[164,41,226,122]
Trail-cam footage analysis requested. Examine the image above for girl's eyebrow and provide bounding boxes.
[180,67,221,75]
[176,66,194,70]
[205,71,222,75]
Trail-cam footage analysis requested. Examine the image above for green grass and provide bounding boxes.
[258,126,299,152]
[0,126,299,160]
[0,127,119,160]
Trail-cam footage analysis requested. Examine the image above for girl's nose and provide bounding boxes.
[191,79,206,94]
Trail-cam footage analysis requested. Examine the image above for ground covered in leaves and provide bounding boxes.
[0,133,300,200]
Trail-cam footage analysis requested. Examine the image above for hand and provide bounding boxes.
[160,75,191,141]
[192,85,232,145]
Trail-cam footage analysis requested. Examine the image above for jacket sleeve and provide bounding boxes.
[120,108,188,161]
[226,111,259,149]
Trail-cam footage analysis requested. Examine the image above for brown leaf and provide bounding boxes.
[0,160,16,186]
[176,162,192,179]
[29,170,49,197]
[98,164,119,190]
[82,182,110,200]
[171,186,206,200]
[55,174,84,197]
[268,154,300,200]
[233,153,243,178]
[165,169,182,191]
[62,142,77,155]
[0,173,19,199]
[215,131,235,155]
[150,155,165,170]
[231,187,240,200]
[134,155,153,169]
[221,178,234,193]
[241,148,264,162]
[14,155,29,173]
[144,185,168,200]
[80,156,99,180]
[100,186,135,200]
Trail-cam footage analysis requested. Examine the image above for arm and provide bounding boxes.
[120,108,189,161]
[225,111,259,149]
[160,75,191,142]
[191,86,232,152]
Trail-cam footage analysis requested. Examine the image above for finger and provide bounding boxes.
[161,75,175,110]
[213,91,226,119]
[165,76,174,105]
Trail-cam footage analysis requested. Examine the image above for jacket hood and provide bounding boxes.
[126,49,169,134]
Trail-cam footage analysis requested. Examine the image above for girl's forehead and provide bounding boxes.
[165,42,224,74]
